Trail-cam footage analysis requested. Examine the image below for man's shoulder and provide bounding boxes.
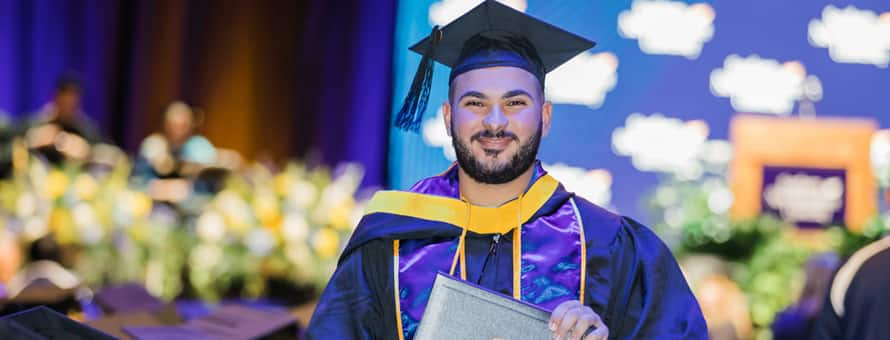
[569,196,624,247]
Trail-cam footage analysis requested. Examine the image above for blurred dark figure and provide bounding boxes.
[21,73,104,164]
[0,111,15,178]
[812,238,890,339]
[770,252,839,340]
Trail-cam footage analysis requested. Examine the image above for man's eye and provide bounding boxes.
[464,100,484,107]
[506,100,527,106]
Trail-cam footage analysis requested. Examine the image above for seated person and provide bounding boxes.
[133,101,216,201]
[21,73,104,164]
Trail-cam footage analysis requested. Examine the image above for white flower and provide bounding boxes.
[190,243,224,268]
[809,5,890,68]
[287,180,318,210]
[872,129,890,187]
[214,190,252,228]
[196,211,226,244]
[23,216,49,241]
[281,213,310,242]
[15,192,37,219]
[703,180,733,214]
[429,0,526,26]
[612,113,709,179]
[618,0,715,58]
[545,52,619,108]
[245,228,276,257]
[710,55,818,115]
[72,203,104,245]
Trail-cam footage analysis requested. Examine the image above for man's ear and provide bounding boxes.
[542,101,552,137]
[443,102,452,137]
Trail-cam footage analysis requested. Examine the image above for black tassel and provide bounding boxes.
[395,26,442,132]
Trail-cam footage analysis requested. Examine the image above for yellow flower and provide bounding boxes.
[329,197,355,231]
[130,192,153,220]
[50,208,78,245]
[274,173,291,197]
[215,190,252,235]
[253,191,281,229]
[42,170,69,200]
[74,174,99,201]
[312,228,340,260]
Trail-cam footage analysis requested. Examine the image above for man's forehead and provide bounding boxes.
[450,66,541,96]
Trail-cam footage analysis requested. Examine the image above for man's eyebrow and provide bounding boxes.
[502,89,532,99]
[457,91,486,101]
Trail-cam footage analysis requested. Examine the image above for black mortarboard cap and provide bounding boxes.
[394,0,595,132]
[0,305,117,339]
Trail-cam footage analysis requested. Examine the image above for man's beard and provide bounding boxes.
[452,124,541,185]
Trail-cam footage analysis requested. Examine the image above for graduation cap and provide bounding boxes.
[394,0,595,132]
[0,305,116,339]
[93,283,168,315]
[0,260,83,316]
[123,304,299,340]
[86,283,183,339]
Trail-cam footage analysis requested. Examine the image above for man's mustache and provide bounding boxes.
[471,130,518,142]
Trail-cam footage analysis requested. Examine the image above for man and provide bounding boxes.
[812,237,890,339]
[308,2,705,339]
[133,101,216,180]
[133,101,217,202]
[22,73,104,164]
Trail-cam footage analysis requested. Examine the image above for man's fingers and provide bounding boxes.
[555,306,582,339]
[549,300,580,331]
[583,325,609,340]
[570,314,595,340]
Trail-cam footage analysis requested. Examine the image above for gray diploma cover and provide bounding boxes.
[414,272,553,340]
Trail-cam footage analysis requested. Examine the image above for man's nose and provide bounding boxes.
[482,105,508,132]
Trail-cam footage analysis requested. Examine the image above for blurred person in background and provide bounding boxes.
[133,101,216,201]
[812,238,890,340]
[21,73,104,164]
[0,110,14,178]
[771,252,839,340]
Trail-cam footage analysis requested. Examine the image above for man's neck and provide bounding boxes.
[457,165,535,207]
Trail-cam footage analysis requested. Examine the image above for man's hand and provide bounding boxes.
[549,300,608,340]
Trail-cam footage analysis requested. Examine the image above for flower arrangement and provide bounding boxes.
[0,141,366,304]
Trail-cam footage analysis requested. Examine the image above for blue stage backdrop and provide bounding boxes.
[388,0,890,222]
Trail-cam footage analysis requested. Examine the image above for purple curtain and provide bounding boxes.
[0,0,394,188]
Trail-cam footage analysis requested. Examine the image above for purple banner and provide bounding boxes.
[761,166,846,228]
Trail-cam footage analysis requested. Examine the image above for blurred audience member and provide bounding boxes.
[22,73,104,164]
[696,274,751,340]
[133,101,216,201]
[813,238,890,339]
[0,110,14,178]
[771,252,840,340]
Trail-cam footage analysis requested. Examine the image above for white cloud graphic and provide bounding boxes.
[544,163,612,207]
[545,52,619,108]
[422,108,456,161]
[429,0,527,26]
[618,0,715,59]
[710,55,821,115]
[612,113,710,179]
[809,5,890,68]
